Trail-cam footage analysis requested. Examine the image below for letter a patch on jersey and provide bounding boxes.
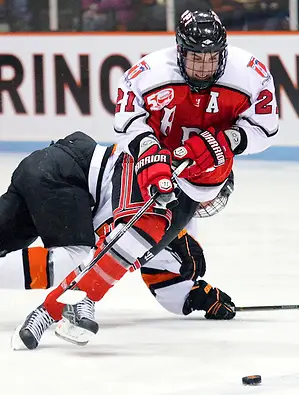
[247,56,269,79]
[127,60,150,80]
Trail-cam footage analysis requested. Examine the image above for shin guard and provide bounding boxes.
[43,243,128,320]
[77,243,128,301]
[43,270,77,320]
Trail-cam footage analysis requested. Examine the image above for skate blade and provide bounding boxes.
[55,330,89,346]
[11,324,26,351]
[54,318,94,346]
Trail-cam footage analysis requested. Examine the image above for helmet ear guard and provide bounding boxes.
[176,9,228,91]
[195,171,234,218]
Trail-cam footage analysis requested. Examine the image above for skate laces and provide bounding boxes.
[24,306,54,341]
[75,297,95,320]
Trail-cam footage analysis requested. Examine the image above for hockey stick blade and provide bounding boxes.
[57,290,87,305]
[236,304,299,312]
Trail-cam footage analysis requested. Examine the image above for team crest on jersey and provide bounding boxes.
[127,60,150,80]
[147,88,174,111]
[247,56,270,80]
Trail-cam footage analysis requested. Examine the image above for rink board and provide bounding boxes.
[0,32,299,159]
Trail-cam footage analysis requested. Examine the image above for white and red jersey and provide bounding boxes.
[114,45,278,201]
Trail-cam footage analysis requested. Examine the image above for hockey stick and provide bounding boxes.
[236,304,299,312]
[57,160,190,305]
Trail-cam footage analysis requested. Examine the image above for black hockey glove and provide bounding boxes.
[183,280,236,320]
[169,231,206,280]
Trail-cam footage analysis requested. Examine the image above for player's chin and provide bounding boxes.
[193,74,213,80]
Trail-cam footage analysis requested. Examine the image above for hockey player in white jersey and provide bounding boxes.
[13,6,278,349]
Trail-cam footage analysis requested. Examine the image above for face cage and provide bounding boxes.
[194,193,229,218]
[178,46,228,91]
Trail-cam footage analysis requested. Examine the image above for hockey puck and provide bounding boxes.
[242,375,262,385]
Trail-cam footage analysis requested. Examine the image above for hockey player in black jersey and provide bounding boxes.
[5,130,235,350]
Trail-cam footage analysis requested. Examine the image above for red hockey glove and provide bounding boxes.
[136,143,177,211]
[172,128,234,178]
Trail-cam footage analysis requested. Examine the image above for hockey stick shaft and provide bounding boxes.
[236,304,299,312]
[57,160,190,301]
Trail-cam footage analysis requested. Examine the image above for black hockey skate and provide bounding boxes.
[12,305,55,350]
[55,297,98,346]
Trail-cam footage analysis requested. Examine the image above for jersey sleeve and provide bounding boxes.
[235,66,279,155]
[113,62,156,156]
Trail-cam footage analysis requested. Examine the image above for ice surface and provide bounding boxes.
[1,154,299,395]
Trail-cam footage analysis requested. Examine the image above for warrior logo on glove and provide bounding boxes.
[200,130,225,166]
[135,154,169,173]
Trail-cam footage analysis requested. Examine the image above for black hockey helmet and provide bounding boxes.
[176,9,228,91]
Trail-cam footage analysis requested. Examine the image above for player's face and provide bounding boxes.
[185,51,219,81]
